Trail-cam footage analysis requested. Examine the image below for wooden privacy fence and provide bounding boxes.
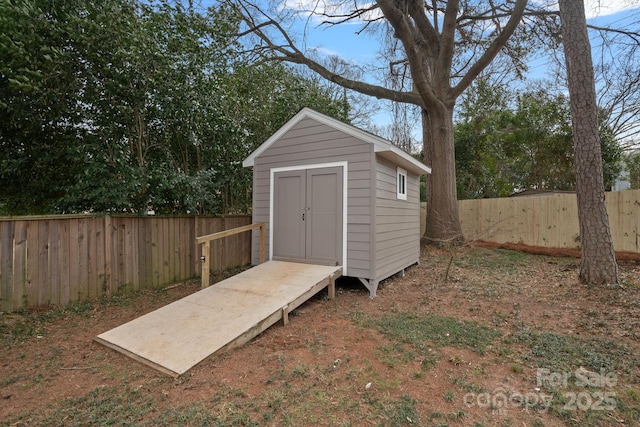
[0,215,251,313]
[459,189,640,252]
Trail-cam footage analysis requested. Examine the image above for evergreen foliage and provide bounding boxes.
[0,0,348,215]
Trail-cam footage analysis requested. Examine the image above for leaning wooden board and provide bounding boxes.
[95,261,341,377]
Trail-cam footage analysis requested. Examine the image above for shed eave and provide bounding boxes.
[375,148,432,175]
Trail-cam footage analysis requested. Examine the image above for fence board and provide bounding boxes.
[131,218,139,290]
[68,219,80,304]
[459,189,640,252]
[135,218,145,292]
[13,221,27,309]
[180,217,187,279]
[120,217,129,293]
[116,217,130,293]
[104,216,113,296]
[144,219,154,288]
[152,217,161,287]
[97,218,108,298]
[37,220,50,306]
[60,220,71,306]
[189,218,197,277]
[164,218,172,283]
[162,218,170,285]
[112,218,121,293]
[26,221,39,306]
[87,218,98,300]
[1,222,14,312]
[184,218,192,277]
[169,218,176,282]
[177,218,186,280]
[49,221,60,306]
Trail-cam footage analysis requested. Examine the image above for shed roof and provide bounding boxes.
[242,108,432,175]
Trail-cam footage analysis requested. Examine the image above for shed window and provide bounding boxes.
[397,167,407,200]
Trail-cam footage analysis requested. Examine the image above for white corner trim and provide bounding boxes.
[269,161,349,274]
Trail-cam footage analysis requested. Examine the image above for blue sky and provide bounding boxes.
[280,1,640,81]
[244,1,640,144]
[283,0,640,60]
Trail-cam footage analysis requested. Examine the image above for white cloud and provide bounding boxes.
[583,0,639,18]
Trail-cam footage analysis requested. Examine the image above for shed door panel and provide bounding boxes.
[273,171,306,260]
[306,168,343,264]
[272,167,342,266]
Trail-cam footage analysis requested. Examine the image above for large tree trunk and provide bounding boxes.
[422,105,464,245]
[558,0,619,284]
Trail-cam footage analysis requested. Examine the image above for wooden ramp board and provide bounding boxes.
[94,261,341,377]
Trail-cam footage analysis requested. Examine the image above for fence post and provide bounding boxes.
[201,241,210,289]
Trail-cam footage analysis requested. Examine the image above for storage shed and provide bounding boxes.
[243,108,431,297]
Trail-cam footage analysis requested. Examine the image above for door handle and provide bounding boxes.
[302,212,305,221]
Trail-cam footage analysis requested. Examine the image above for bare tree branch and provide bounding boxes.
[233,1,423,105]
[452,0,528,99]
[588,23,640,45]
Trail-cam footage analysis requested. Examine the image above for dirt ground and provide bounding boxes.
[2,245,640,426]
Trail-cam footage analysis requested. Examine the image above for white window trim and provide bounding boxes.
[397,167,407,200]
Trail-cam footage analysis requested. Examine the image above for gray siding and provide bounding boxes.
[374,156,421,282]
[250,117,374,279]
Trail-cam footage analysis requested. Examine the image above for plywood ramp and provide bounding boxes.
[95,261,341,377]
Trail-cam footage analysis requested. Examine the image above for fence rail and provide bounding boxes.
[0,215,251,312]
[197,222,265,289]
[459,189,640,253]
